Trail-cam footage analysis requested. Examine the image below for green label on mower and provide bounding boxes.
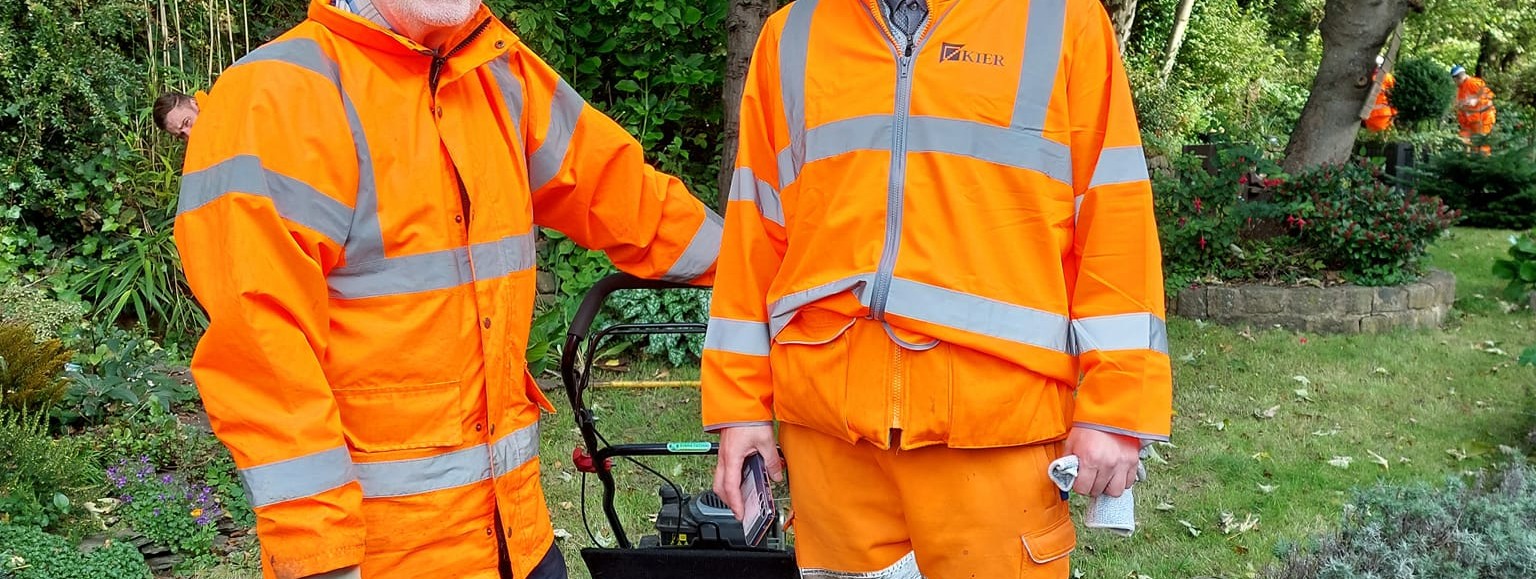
[667,442,713,453]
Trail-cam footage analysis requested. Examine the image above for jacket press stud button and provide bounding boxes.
[475,423,483,432]
[495,40,506,49]
[483,318,492,329]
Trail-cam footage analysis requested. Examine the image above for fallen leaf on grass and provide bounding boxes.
[1258,484,1277,494]
[1475,341,1508,356]
[1446,448,1469,462]
[1373,367,1390,376]
[1219,512,1260,536]
[1327,456,1353,469]
[1156,502,1176,511]
[1238,329,1255,342]
[1073,571,1087,579]
[1311,428,1340,437]
[1251,452,1270,461]
[1367,450,1390,470]
[1399,457,1413,464]
[559,471,575,482]
[1254,405,1281,420]
[1294,389,1314,402]
[1203,418,1228,431]
[1179,520,1202,537]
[553,528,572,540]
[559,501,574,510]
[1292,375,1311,386]
[1499,445,1522,456]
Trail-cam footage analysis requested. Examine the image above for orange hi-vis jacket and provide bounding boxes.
[1456,76,1497,134]
[701,0,1172,450]
[1365,72,1396,132]
[174,2,720,578]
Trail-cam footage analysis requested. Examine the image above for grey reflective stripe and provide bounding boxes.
[1073,194,1084,224]
[767,274,874,336]
[729,167,785,227]
[328,233,534,299]
[356,445,493,498]
[1070,313,1169,355]
[490,422,540,478]
[803,115,1073,184]
[355,423,539,499]
[704,318,772,356]
[240,446,357,509]
[882,278,1071,353]
[528,79,586,192]
[235,38,383,264]
[662,210,724,283]
[1012,0,1067,132]
[776,147,800,191]
[489,53,526,141]
[1089,146,1150,189]
[471,233,538,281]
[779,0,819,185]
[801,551,922,579]
[178,155,354,244]
[1072,421,1171,442]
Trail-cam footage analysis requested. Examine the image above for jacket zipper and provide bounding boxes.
[423,17,492,230]
[866,4,935,322]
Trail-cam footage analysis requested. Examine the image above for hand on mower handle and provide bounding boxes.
[712,424,785,521]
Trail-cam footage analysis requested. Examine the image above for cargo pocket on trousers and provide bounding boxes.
[1022,512,1077,566]
[333,381,465,452]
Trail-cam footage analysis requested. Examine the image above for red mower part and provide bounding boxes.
[573,446,613,473]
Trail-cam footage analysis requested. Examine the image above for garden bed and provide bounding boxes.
[1170,269,1456,333]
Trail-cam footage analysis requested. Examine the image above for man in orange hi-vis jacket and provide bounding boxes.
[172,0,722,577]
[702,0,1173,577]
[1452,64,1497,153]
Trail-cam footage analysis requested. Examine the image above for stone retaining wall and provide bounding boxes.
[1170,270,1457,334]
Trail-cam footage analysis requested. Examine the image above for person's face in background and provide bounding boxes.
[165,100,199,141]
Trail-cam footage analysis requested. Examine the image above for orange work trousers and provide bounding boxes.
[779,424,1076,579]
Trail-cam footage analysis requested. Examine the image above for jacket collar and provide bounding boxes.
[307,0,516,64]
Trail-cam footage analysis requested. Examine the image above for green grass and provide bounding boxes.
[538,227,1536,578]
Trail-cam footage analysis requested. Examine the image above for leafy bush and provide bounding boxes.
[0,285,84,342]
[1413,142,1536,230]
[608,287,710,367]
[53,323,191,427]
[1391,57,1457,128]
[0,523,151,579]
[0,411,99,533]
[1493,230,1536,302]
[492,0,726,206]
[0,324,73,413]
[105,456,223,568]
[1265,460,1536,578]
[1281,161,1461,285]
[67,214,205,342]
[86,405,253,532]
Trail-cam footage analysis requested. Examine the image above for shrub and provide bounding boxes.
[1391,57,1456,128]
[1413,142,1536,230]
[0,523,151,579]
[1153,145,1290,290]
[1265,460,1536,578]
[1280,161,1461,285]
[0,324,73,413]
[0,410,99,534]
[0,285,85,342]
[105,456,223,569]
[52,321,191,427]
[1493,230,1536,303]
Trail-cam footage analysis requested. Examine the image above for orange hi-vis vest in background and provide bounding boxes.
[174,1,720,578]
[1456,75,1497,136]
[702,0,1173,450]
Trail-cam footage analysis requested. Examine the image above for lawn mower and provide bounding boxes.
[560,272,799,579]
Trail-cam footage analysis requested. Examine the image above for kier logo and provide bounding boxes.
[939,43,1005,66]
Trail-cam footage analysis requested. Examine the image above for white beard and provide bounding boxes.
[382,0,480,28]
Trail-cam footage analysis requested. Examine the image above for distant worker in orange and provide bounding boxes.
[1364,56,1396,133]
[1451,64,1496,153]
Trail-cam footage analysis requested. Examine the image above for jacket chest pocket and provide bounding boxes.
[333,381,466,452]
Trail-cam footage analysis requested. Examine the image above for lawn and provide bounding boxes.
[536,227,1536,579]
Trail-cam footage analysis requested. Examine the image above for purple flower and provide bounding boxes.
[161,474,174,485]
[120,494,133,504]
[196,513,212,526]
[153,508,161,516]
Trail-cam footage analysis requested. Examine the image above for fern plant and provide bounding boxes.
[0,323,74,412]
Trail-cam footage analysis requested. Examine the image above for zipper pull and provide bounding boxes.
[904,37,914,58]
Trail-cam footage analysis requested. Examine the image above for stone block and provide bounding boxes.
[1407,283,1436,309]
[1288,288,1340,316]
[1243,287,1287,314]
[1175,287,1207,319]
[1374,287,1408,312]
[537,270,558,294]
[1207,287,1242,320]
[1343,287,1376,315]
[1310,316,1363,334]
[1360,311,1413,334]
[1528,291,1535,313]
[1426,269,1457,306]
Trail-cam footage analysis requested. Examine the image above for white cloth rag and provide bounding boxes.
[1047,454,1146,537]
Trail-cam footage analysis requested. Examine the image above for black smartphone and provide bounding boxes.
[739,452,775,547]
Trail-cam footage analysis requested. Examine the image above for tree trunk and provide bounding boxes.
[1281,0,1424,174]
[1158,0,1195,84]
[1101,0,1138,54]
[719,0,777,209]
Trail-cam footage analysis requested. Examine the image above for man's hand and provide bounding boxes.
[712,424,785,520]
[1063,427,1141,498]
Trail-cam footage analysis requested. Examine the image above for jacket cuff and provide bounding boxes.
[1072,421,1170,444]
[704,420,774,434]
